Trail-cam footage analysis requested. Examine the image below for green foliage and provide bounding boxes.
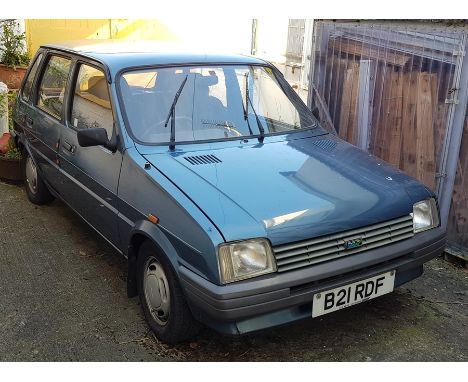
[0,91,6,118]
[0,89,21,160]
[0,89,17,124]
[0,20,29,68]
[1,138,22,160]
[7,90,17,131]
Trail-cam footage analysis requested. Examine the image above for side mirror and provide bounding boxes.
[311,105,320,120]
[77,128,117,151]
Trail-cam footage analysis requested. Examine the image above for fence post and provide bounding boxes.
[437,34,468,230]
[357,59,375,151]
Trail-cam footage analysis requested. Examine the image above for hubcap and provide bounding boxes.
[25,156,38,195]
[143,257,170,326]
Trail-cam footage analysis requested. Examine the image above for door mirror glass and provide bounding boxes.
[77,127,116,150]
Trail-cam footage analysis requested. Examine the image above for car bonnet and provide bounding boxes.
[140,134,431,246]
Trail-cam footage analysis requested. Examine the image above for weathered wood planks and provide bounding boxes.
[415,73,436,190]
[338,62,360,145]
[447,115,468,250]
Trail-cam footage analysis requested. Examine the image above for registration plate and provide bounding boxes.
[312,271,395,318]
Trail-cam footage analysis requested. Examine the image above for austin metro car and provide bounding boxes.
[12,41,446,344]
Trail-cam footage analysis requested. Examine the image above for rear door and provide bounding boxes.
[15,51,44,143]
[58,60,123,248]
[32,53,73,192]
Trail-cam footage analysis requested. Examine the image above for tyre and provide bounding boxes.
[24,152,55,205]
[137,240,201,344]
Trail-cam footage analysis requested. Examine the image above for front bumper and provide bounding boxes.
[179,226,446,334]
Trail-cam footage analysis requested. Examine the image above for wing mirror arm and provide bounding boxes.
[106,129,118,152]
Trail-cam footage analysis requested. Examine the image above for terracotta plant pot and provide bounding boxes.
[0,64,27,89]
[0,156,23,183]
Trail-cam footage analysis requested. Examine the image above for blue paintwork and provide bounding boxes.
[13,41,437,334]
[139,131,432,246]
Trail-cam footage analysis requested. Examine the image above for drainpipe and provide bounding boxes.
[251,19,258,56]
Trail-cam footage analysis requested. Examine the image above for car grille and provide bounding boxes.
[273,215,414,273]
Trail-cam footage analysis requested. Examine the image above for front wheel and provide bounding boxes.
[137,241,201,344]
[24,153,55,205]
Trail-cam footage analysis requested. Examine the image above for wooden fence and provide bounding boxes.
[310,21,468,256]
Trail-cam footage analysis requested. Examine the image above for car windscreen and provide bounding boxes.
[118,65,321,144]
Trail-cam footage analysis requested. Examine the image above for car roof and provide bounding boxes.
[41,40,268,77]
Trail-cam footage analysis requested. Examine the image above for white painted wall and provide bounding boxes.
[254,18,290,64]
[160,18,253,55]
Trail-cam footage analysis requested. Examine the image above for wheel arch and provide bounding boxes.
[17,136,36,167]
[126,220,180,298]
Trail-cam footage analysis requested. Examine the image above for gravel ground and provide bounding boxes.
[0,180,467,361]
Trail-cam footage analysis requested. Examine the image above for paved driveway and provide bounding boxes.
[0,181,467,361]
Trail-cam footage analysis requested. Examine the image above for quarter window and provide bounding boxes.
[22,53,43,102]
[70,64,113,138]
[37,55,71,119]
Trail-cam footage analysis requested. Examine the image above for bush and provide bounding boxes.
[1,138,21,160]
[0,20,29,68]
[0,89,21,160]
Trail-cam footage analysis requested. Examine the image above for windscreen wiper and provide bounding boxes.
[245,73,265,142]
[164,75,189,150]
[242,73,253,135]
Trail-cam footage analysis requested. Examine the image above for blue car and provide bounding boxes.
[13,41,446,344]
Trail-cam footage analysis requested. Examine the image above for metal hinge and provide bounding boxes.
[435,172,447,179]
[445,98,459,105]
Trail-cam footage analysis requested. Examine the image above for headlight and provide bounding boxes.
[412,198,439,233]
[217,238,277,284]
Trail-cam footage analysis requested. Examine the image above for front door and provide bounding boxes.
[58,62,123,249]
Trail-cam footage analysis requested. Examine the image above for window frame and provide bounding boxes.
[67,59,115,137]
[20,51,44,103]
[34,52,73,122]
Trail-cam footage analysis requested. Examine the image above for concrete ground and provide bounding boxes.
[0,180,467,361]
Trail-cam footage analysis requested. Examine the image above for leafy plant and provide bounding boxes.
[0,138,22,160]
[0,89,21,160]
[0,20,29,68]
[7,90,17,131]
[0,89,18,128]
[0,90,6,118]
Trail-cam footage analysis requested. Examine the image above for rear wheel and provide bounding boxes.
[137,241,201,344]
[24,153,54,205]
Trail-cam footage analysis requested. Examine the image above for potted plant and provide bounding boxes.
[0,89,23,183]
[0,20,30,89]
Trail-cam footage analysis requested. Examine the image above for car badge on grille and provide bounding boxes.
[343,238,364,250]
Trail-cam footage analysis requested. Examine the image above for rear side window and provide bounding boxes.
[37,55,72,120]
[22,53,43,102]
[70,64,113,138]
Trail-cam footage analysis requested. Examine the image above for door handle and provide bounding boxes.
[62,141,76,154]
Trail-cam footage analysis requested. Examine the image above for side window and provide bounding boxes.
[70,64,113,138]
[22,53,43,102]
[37,55,72,120]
